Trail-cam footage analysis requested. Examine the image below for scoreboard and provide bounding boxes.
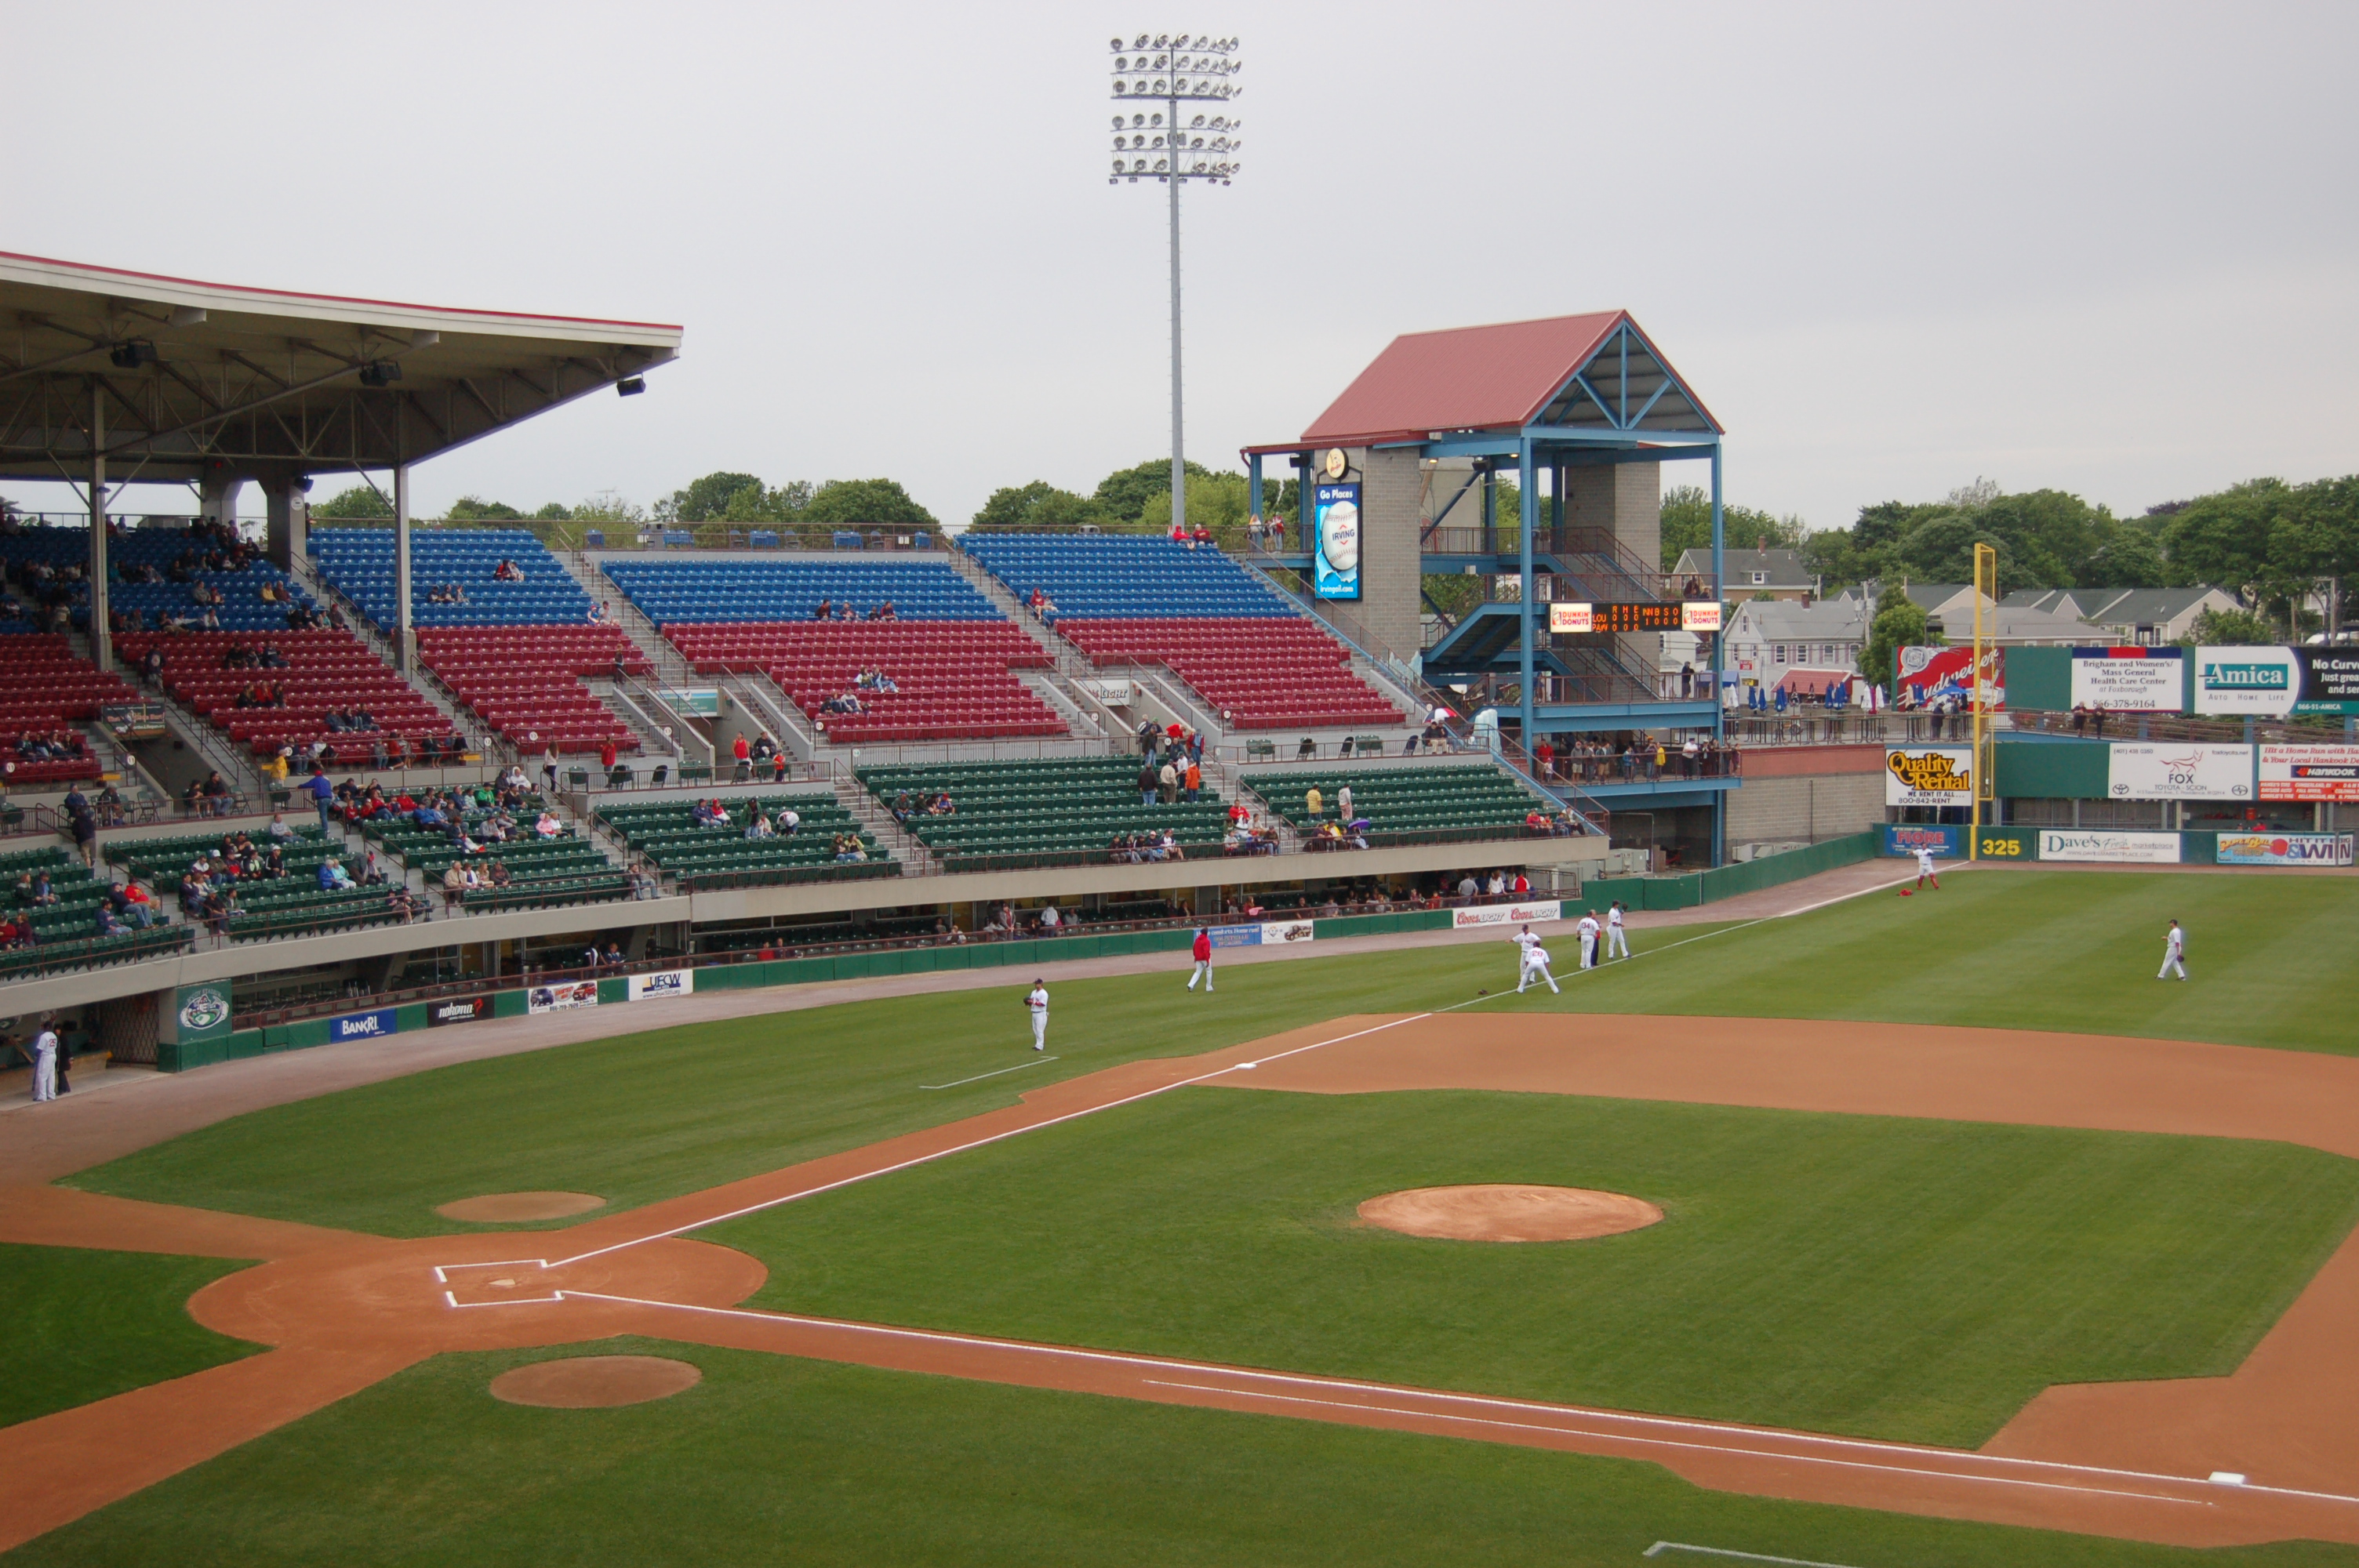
[1547,601,1722,634]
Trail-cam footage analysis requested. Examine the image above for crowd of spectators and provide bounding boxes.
[889,789,954,824]
[807,598,900,622]
[1532,733,1739,784]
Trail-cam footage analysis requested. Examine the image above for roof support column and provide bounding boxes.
[1518,438,1536,749]
[1246,452,1262,532]
[394,464,413,672]
[88,383,112,673]
[1709,438,1726,869]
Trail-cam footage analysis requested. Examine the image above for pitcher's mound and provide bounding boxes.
[490,1356,702,1408]
[1358,1184,1663,1243]
[436,1191,606,1222]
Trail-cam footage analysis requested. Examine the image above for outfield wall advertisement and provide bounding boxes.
[2070,647,2183,712]
[2194,647,2301,717]
[1885,747,1974,808]
[1882,824,1961,858]
[528,981,599,1014]
[1898,645,2004,708]
[627,969,696,1001]
[327,1007,398,1043]
[2037,829,2183,864]
[1452,900,1564,929]
[2295,649,2359,716]
[2259,743,2359,802]
[2215,832,2356,868]
[2107,744,2254,801]
[1209,920,1318,948]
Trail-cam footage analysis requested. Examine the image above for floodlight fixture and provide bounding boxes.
[1108,31,1242,542]
[108,339,159,368]
[616,376,646,397]
[358,359,403,387]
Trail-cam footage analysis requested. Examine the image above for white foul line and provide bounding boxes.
[922,1056,1058,1090]
[535,1010,1465,1269]
[1644,1544,1867,1566]
[536,1288,2295,1513]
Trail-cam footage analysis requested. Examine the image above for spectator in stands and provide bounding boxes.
[599,737,620,780]
[1159,757,1180,804]
[319,856,355,891]
[493,558,525,583]
[832,833,866,863]
[1038,902,1062,933]
[587,599,610,625]
[834,601,858,621]
[630,858,658,899]
[876,601,898,621]
[1183,756,1201,803]
[746,810,775,840]
[812,597,833,621]
[1159,829,1185,862]
[732,732,752,782]
[487,860,514,889]
[1456,873,1479,902]
[442,862,472,898]
[140,645,166,683]
[1136,759,1159,806]
[777,806,800,836]
[304,766,335,832]
[892,789,914,824]
[200,771,232,817]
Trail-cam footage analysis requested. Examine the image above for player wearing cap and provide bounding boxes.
[1915,844,1941,891]
[1186,927,1215,993]
[1576,911,1601,969]
[1605,899,1630,960]
[2158,918,2187,981]
[1025,979,1049,1049]
[1510,925,1559,994]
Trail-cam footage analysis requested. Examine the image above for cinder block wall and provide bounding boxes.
[1563,461,1663,685]
[1355,447,1425,655]
[1724,772,1884,844]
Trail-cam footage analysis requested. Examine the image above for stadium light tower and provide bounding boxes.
[1108,33,1243,541]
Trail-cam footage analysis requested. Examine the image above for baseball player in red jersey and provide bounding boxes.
[1187,927,1214,993]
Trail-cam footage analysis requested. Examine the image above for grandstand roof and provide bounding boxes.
[1271,310,1721,451]
[0,250,681,485]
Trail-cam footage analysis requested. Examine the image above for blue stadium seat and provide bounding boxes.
[598,559,1001,624]
[961,535,1295,618]
[307,528,595,630]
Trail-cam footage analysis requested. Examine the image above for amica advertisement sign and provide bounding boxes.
[2194,647,2300,717]
[1312,482,1361,601]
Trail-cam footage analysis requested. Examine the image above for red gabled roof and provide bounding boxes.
[1289,310,1718,448]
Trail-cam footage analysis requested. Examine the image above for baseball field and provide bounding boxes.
[8,866,2359,1565]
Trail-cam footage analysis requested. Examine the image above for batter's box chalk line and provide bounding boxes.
[434,1258,561,1308]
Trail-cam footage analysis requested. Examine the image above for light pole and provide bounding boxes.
[1108,33,1242,541]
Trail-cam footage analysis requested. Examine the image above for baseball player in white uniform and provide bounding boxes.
[28,1019,58,1102]
[1914,844,1941,890]
[2158,919,2187,981]
[1511,925,1559,994]
[1025,979,1049,1048]
[1576,912,1601,968]
[1605,900,1630,960]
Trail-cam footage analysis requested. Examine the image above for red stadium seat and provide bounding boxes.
[663,622,1064,742]
[417,626,650,755]
[1057,618,1405,730]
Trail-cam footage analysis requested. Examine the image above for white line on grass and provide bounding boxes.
[539,1011,1467,1269]
[1644,1544,1867,1566]
[529,1287,2252,1512]
[922,1057,1058,1090]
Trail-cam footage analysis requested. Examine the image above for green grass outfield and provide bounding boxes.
[9,1338,2357,1568]
[0,1243,262,1428]
[67,869,2359,1240]
[709,1086,2359,1446]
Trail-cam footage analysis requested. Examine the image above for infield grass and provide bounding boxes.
[65,870,2359,1241]
[8,1337,2355,1568]
[0,1243,262,1428]
[709,1086,2359,1446]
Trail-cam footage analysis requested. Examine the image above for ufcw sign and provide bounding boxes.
[2202,660,2291,691]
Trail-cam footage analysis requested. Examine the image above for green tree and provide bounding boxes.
[1423,572,1484,621]
[1135,471,1256,544]
[1859,583,1936,688]
[1656,485,1809,572]
[1093,457,1214,524]
[802,478,938,529]
[667,471,766,522]
[970,481,1109,532]
[2181,605,2277,646]
[312,485,391,519]
[530,502,572,521]
[568,491,646,524]
[447,495,523,521]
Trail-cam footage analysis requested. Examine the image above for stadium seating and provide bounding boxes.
[601,558,1066,743]
[856,756,1229,871]
[309,528,597,629]
[958,535,1405,731]
[107,826,335,887]
[0,636,133,783]
[598,793,897,891]
[2,523,317,635]
[416,626,650,755]
[0,842,190,975]
[1243,764,1545,846]
[599,558,1000,623]
[359,807,629,912]
[665,622,1061,742]
[114,630,453,758]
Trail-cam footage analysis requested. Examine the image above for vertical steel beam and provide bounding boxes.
[89,383,112,672]
[1710,440,1726,867]
[1168,162,1185,539]
[1247,452,1262,532]
[1518,439,1536,748]
[394,464,413,672]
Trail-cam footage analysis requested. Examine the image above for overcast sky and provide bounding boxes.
[5,1,2353,532]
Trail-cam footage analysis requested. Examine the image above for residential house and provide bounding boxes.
[1721,598,1870,688]
[1674,546,1815,603]
[1999,586,2237,645]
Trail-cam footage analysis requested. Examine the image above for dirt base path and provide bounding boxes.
[8,1001,2359,1552]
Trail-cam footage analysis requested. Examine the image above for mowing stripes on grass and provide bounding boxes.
[10,1338,2356,1568]
[711,1087,2359,1448]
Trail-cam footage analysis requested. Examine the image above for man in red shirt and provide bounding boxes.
[732,732,752,781]
[1186,927,1214,993]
